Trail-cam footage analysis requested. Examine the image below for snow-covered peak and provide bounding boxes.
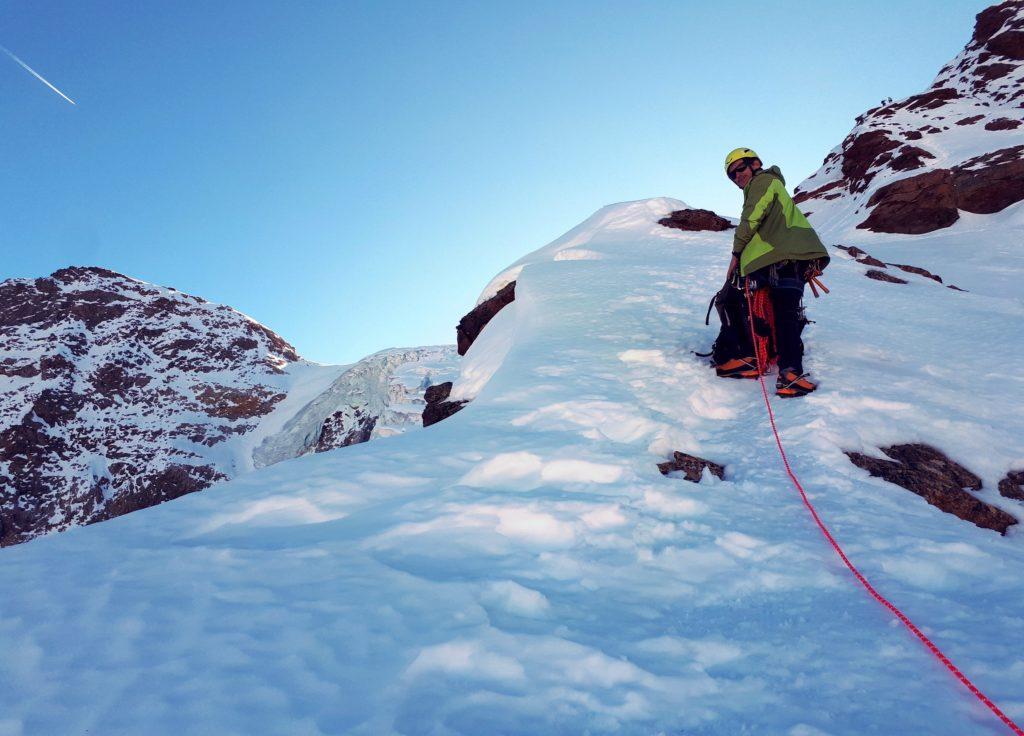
[0,267,457,547]
[794,0,1024,239]
[477,197,692,303]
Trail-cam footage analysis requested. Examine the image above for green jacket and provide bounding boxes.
[732,165,828,276]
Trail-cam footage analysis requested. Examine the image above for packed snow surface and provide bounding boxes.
[1,198,1023,735]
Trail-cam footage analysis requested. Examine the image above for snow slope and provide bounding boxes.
[1,197,1021,735]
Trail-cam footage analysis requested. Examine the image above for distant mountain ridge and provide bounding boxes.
[0,266,457,546]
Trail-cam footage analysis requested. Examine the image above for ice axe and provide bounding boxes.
[807,275,829,298]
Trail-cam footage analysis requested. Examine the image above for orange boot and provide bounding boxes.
[776,368,817,398]
[715,357,759,379]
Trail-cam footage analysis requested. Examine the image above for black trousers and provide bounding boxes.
[747,261,806,374]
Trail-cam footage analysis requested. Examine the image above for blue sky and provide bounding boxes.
[1,0,986,365]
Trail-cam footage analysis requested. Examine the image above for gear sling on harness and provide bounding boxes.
[741,281,1023,735]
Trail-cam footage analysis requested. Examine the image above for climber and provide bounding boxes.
[721,147,829,397]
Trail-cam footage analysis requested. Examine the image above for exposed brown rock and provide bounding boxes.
[99,464,226,520]
[657,452,725,483]
[457,281,516,356]
[889,146,935,172]
[421,382,468,428]
[859,169,959,234]
[973,1,1019,45]
[887,264,943,283]
[984,117,1022,130]
[896,87,961,113]
[316,408,377,451]
[841,130,901,192]
[865,270,908,284]
[948,284,968,292]
[0,359,39,378]
[988,30,1024,59]
[904,130,924,140]
[952,145,1024,214]
[999,470,1024,501]
[193,385,285,419]
[658,208,734,232]
[838,243,887,267]
[846,444,1017,534]
[956,114,985,126]
[975,62,1017,82]
[793,178,846,205]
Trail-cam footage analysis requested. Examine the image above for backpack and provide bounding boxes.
[701,278,757,366]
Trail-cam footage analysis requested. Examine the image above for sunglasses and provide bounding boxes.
[727,160,752,181]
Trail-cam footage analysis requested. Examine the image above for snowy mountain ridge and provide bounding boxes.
[795,0,1024,239]
[0,266,458,546]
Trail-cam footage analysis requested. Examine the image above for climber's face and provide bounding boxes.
[728,158,761,189]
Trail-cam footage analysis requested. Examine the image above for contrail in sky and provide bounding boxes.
[1,45,76,105]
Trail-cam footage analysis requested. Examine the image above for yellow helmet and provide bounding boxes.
[724,147,759,173]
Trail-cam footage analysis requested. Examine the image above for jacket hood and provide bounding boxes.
[743,164,784,193]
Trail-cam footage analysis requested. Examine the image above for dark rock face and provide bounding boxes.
[865,269,909,284]
[795,1,1024,229]
[657,452,725,483]
[859,146,1024,233]
[658,208,734,232]
[858,169,959,234]
[457,281,516,356]
[984,117,1022,130]
[999,470,1024,501]
[974,1,1021,45]
[840,131,901,193]
[316,408,377,451]
[889,263,943,283]
[836,245,888,268]
[421,382,468,428]
[846,444,1018,534]
[0,266,301,547]
[836,245,947,286]
[888,146,935,172]
[952,145,1024,214]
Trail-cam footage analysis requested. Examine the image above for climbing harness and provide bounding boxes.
[743,283,1023,736]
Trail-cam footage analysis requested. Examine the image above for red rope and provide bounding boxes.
[749,286,776,375]
[743,283,1023,736]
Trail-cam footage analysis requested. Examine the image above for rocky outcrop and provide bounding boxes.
[657,452,725,483]
[889,263,942,283]
[457,281,516,356]
[0,266,303,547]
[999,470,1024,501]
[836,245,886,268]
[835,245,958,288]
[846,444,1017,534]
[838,130,901,193]
[316,408,377,451]
[865,269,908,284]
[422,382,468,428]
[658,208,734,232]
[858,169,958,234]
[858,145,1024,234]
[795,1,1024,232]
